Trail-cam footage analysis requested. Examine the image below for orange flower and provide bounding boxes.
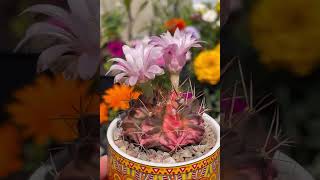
[103,84,140,111]
[0,124,22,177]
[7,75,99,144]
[100,103,109,124]
[165,18,186,33]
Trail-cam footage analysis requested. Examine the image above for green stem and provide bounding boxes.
[170,73,180,92]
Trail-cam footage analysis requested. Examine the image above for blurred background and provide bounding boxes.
[222,0,320,179]
[0,0,100,179]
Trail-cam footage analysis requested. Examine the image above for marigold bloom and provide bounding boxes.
[165,18,186,33]
[194,45,220,85]
[7,75,99,144]
[0,124,22,177]
[103,85,141,111]
[100,103,109,124]
[250,0,320,76]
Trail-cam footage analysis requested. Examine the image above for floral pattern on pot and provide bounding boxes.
[108,147,220,180]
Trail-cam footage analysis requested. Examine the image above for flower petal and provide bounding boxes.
[77,53,99,79]
[108,58,131,69]
[114,73,127,83]
[15,22,74,52]
[128,76,138,86]
[63,59,78,80]
[147,65,164,75]
[21,4,73,27]
[37,44,71,72]
[106,64,128,76]
[68,0,90,21]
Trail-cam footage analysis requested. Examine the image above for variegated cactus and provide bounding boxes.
[121,90,206,152]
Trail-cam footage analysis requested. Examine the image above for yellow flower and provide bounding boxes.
[103,84,140,111]
[7,75,99,144]
[250,0,320,76]
[215,0,220,13]
[100,103,108,124]
[0,124,22,177]
[194,45,220,85]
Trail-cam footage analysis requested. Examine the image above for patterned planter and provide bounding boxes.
[107,114,220,180]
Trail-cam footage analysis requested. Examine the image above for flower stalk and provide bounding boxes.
[170,72,180,92]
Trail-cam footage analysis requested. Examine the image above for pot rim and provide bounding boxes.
[107,113,220,167]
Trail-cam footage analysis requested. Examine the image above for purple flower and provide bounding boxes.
[181,92,193,99]
[106,40,124,58]
[107,44,164,86]
[221,98,247,114]
[150,29,201,73]
[184,26,201,39]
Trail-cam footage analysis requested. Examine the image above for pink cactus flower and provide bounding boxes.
[150,29,201,73]
[107,44,164,86]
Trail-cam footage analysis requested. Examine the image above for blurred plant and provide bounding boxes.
[250,0,320,76]
[0,124,23,177]
[122,0,150,40]
[16,0,100,79]
[220,59,318,180]
[101,10,124,46]
[194,44,220,85]
[7,75,99,145]
[193,1,219,24]
[147,0,192,35]
[221,62,287,180]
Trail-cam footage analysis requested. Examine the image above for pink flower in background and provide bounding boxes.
[107,44,164,86]
[150,29,201,73]
[106,40,124,58]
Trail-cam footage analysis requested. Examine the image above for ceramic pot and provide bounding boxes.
[107,113,220,180]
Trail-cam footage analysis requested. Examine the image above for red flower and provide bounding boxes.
[165,18,186,33]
